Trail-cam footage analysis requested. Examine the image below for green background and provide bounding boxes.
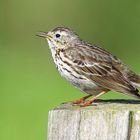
[1,0,140,140]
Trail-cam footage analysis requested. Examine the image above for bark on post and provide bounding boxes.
[48,100,140,140]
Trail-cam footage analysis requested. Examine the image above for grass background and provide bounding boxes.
[1,0,140,140]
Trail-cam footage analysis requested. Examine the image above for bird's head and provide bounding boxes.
[37,27,80,50]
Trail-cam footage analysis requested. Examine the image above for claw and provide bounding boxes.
[73,100,96,107]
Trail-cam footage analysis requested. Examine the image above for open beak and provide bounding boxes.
[36,31,48,38]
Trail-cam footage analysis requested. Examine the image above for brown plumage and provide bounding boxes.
[63,43,140,96]
[37,27,140,106]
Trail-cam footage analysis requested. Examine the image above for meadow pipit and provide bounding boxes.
[37,27,140,106]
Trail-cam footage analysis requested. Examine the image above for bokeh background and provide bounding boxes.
[1,0,140,140]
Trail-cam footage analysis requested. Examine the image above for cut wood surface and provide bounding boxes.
[48,100,140,140]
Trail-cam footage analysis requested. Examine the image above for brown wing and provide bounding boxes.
[64,43,139,97]
[104,50,140,87]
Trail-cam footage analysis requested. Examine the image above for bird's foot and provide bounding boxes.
[73,99,97,107]
[72,95,92,104]
[62,99,85,105]
[72,98,86,104]
[62,95,92,105]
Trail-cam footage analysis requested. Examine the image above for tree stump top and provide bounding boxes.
[48,100,140,140]
[54,99,140,111]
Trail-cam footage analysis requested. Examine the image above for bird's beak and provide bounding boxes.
[36,31,48,38]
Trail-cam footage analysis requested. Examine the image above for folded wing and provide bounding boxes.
[65,44,140,98]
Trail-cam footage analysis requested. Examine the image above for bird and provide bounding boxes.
[37,26,140,106]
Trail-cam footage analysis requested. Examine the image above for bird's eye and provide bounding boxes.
[56,34,60,38]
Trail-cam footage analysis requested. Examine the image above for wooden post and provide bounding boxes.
[48,100,140,140]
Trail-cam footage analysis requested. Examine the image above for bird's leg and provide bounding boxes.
[74,91,107,107]
[72,95,92,104]
[62,95,92,105]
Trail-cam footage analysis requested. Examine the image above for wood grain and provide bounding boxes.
[48,100,140,140]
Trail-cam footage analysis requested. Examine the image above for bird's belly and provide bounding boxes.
[56,59,104,95]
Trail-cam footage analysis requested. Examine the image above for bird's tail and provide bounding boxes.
[126,70,140,99]
[131,82,140,88]
[129,88,140,99]
[127,71,140,88]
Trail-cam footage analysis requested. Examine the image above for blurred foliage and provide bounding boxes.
[0,0,140,140]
